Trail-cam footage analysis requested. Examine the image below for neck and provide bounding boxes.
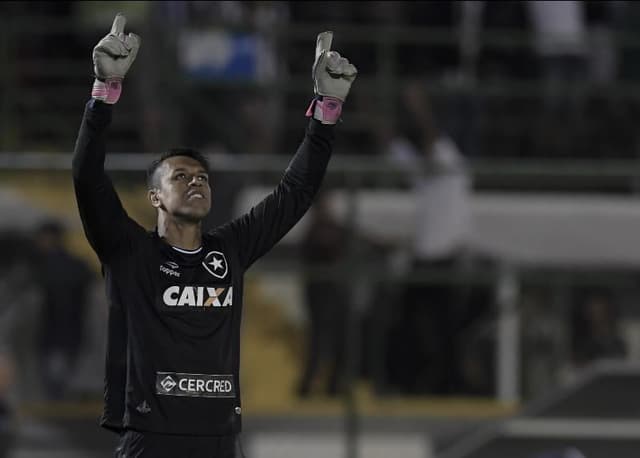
[157,213,202,251]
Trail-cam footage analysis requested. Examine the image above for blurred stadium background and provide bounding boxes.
[2,1,640,457]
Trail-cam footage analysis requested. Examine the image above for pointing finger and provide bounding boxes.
[315,31,333,61]
[110,13,126,36]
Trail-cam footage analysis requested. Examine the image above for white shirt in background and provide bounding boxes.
[527,0,588,56]
[388,135,472,260]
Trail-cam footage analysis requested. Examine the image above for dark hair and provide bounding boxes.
[146,148,210,188]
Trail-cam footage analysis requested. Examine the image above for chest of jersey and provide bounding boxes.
[155,248,234,312]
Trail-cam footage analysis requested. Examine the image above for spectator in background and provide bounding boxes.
[0,232,40,402]
[297,191,350,398]
[586,0,620,87]
[570,288,627,370]
[580,1,632,159]
[165,1,288,156]
[32,221,93,400]
[0,352,15,458]
[527,0,589,96]
[0,236,20,458]
[617,0,640,83]
[388,81,471,265]
[526,0,590,156]
[383,80,474,394]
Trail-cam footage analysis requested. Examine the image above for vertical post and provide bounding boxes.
[495,262,521,404]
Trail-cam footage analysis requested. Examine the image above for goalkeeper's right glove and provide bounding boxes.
[306,31,358,125]
[91,13,140,104]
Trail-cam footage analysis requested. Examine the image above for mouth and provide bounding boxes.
[187,192,205,200]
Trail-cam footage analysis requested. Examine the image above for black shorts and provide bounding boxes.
[114,430,237,458]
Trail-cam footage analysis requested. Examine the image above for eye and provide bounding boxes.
[175,173,187,180]
[197,175,209,182]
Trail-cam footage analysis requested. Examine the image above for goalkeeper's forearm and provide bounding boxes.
[72,100,112,182]
[72,99,134,264]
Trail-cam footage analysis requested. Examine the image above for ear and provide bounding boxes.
[148,188,162,208]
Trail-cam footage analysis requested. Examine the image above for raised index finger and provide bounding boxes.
[315,31,333,61]
[110,13,126,35]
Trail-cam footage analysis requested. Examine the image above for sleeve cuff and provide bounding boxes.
[307,118,335,141]
[86,98,114,123]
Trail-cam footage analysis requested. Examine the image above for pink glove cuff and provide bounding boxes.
[92,78,123,104]
[305,97,343,124]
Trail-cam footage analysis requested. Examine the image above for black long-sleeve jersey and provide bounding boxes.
[72,99,334,436]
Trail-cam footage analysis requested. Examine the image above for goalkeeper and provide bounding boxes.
[72,13,356,458]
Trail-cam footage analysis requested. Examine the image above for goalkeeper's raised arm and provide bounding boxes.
[72,13,142,264]
[219,31,358,269]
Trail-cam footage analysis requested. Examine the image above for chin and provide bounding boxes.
[177,208,210,223]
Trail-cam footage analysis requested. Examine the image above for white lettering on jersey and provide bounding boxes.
[177,377,233,393]
[163,286,233,308]
[163,286,180,306]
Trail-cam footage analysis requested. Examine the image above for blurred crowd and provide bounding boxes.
[0,220,102,455]
[3,1,640,159]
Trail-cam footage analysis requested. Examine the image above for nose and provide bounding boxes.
[188,176,202,187]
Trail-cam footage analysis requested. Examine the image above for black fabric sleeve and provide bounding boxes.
[72,99,144,264]
[221,119,335,269]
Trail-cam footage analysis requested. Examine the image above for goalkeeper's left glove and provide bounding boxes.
[306,31,358,124]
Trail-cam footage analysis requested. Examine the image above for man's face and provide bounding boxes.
[149,156,211,222]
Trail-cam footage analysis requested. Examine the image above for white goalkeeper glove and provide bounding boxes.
[91,13,140,104]
[306,31,358,125]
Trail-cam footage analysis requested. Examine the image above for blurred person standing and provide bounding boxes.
[72,14,356,457]
[32,220,93,400]
[0,353,15,458]
[527,0,589,99]
[384,80,474,394]
[0,233,25,457]
[570,288,627,370]
[297,191,350,398]
[167,1,289,156]
[526,0,589,156]
[0,232,39,405]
